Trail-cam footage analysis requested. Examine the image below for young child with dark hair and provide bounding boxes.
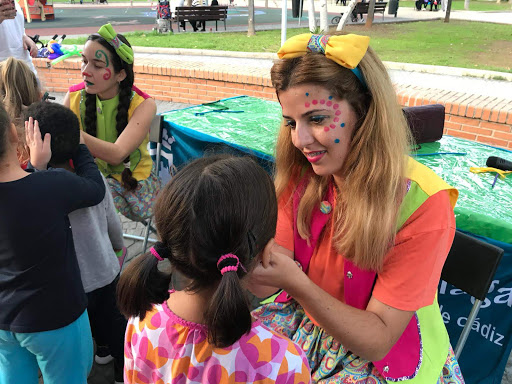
[0,102,104,383]
[117,155,311,384]
[25,101,128,384]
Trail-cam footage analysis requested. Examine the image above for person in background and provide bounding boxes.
[0,0,38,75]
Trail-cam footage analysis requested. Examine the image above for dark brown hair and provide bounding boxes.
[84,33,137,191]
[118,155,277,348]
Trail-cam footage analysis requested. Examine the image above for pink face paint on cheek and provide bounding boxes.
[320,99,325,104]
[334,117,339,122]
[326,101,332,107]
[103,68,112,81]
[335,110,341,116]
[329,124,335,129]
[312,99,318,105]
[333,104,339,109]
[82,71,92,77]
[305,102,310,108]
[324,126,330,132]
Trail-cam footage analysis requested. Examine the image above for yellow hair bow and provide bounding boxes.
[97,23,134,65]
[278,33,370,69]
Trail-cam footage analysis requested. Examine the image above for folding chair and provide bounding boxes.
[122,114,164,253]
[441,230,504,359]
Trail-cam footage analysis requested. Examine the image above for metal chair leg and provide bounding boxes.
[454,299,482,359]
[142,217,153,253]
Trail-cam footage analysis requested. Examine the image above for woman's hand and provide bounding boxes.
[23,34,38,58]
[0,0,16,23]
[25,117,51,170]
[250,240,306,293]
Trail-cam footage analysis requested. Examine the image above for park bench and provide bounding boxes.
[175,6,228,32]
[331,1,388,24]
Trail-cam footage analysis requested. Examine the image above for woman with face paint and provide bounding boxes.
[248,34,465,384]
[64,24,159,223]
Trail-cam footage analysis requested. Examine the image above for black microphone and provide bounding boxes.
[486,156,512,171]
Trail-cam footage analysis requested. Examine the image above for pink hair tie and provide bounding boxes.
[150,246,164,261]
[217,253,247,276]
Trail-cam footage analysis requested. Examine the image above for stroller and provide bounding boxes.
[155,0,173,33]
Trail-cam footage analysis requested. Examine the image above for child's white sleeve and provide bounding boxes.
[103,177,125,250]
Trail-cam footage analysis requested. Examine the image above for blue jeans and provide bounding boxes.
[0,310,93,384]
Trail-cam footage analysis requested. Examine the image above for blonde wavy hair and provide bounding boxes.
[0,57,41,165]
[272,45,412,272]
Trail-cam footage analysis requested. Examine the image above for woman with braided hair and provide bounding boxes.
[64,23,159,222]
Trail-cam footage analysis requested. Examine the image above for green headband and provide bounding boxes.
[97,23,134,65]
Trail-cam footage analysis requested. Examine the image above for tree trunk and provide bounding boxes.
[186,0,192,5]
[365,0,376,28]
[444,0,452,21]
[248,0,256,35]
[265,0,268,7]
[319,0,328,32]
[308,0,317,32]
[464,0,469,9]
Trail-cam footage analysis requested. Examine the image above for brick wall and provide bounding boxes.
[36,58,512,150]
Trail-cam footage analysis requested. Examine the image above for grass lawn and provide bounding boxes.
[64,20,512,73]
[399,0,512,10]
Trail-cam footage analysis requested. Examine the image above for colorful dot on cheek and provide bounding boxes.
[320,99,325,104]
[335,110,341,116]
[305,93,309,97]
[341,122,345,127]
[305,102,310,108]
[324,126,330,132]
[334,139,340,143]
[326,101,332,107]
[312,99,318,105]
[333,117,339,122]
[328,96,333,100]
[333,104,339,109]
[330,124,335,129]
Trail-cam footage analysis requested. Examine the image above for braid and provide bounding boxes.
[118,82,138,191]
[84,92,97,137]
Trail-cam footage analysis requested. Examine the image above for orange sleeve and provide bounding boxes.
[274,180,296,253]
[372,190,456,311]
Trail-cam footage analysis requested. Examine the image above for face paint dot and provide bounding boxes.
[329,124,335,129]
[334,117,339,122]
[341,122,345,127]
[335,110,341,116]
[333,104,339,109]
[305,102,310,108]
[312,99,318,105]
[320,99,325,104]
[334,139,340,143]
[326,101,332,107]
[305,93,309,97]
[328,96,333,100]
[324,126,330,132]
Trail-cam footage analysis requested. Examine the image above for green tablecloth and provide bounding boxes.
[163,96,512,244]
[415,137,512,244]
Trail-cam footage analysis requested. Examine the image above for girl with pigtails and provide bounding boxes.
[117,155,311,384]
[249,33,465,383]
[64,23,159,222]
